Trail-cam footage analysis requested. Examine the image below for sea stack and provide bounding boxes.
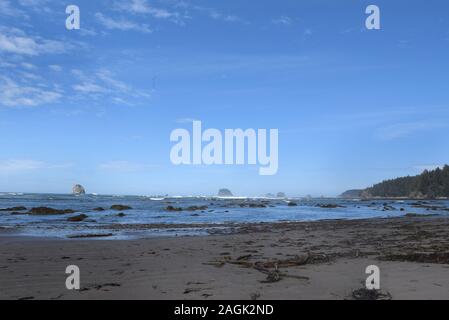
[72,184,86,195]
[218,188,233,197]
[277,192,286,198]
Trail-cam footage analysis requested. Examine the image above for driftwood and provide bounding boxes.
[206,253,315,283]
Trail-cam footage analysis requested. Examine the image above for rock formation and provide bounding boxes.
[72,184,86,195]
[218,188,233,197]
[276,192,286,198]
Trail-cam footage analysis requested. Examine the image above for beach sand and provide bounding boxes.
[1,216,449,300]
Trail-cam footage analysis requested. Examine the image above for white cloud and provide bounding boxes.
[303,28,312,36]
[18,0,49,6]
[272,16,292,26]
[114,0,175,18]
[208,10,243,23]
[0,26,68,56]
[0,159,73,174]
[95,12,153,33]
[21,62,35,69]
[49,64,62,72]
[17,0,53,14]
[19,71,42,81]
[73,82,107,94]
[0,76,62,107]
[99,161,158,172]
[0,0,26,17]
[79,28,99,37]
[96,69,129,91]
[71,68,150,104]
[0,60,15,68]
[170,2,244,24]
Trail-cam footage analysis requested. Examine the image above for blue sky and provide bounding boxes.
[1,0,449,196]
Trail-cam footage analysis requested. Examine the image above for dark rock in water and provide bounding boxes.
[110,205,132,211]
[28,207,75,215]
[93,207,105,211]
[276,192,286,198]
[72,184,86,195]
[287,202,298,206]
[404,213,438,218]
[239,203,266,208]
[186,205,208,211]
[0,206,27,212]
[316,204,345,209]
[249,203,266,208]
[67,233,113,239]
[11,211,27,215]
[67,214,88,222]
[166,205,183,212]
[218,188,233,197]
[116,212,126,217]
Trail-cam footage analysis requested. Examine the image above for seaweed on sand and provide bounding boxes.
[380,252,449,264]
[349,288,392,300]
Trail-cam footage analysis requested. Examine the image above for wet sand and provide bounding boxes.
[1,215,449,300]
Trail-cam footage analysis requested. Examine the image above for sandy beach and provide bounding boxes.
[1,215,449,300]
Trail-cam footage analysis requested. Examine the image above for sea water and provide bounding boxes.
[0,193,447,239]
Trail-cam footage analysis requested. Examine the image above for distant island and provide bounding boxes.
[341,165,449,199]
[218,188,233,197]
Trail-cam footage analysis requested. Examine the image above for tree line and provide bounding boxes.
[363,165,449,199]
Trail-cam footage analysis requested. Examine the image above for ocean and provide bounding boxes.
[0,193,447,239]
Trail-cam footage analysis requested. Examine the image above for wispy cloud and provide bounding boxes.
[95,12,153,33]
[272,16,293,26]
[0,26,69,56]
[0,159,73,174]
[173,1,246,24]
[96,69,129,91]
[99,161,158,172]
[0,0,26,17]
[0,76,62,107]
[71,68,151,105]
[73,82,107,94]
[303,28,312,36]
[48,64,62,72]
[376,121,447,140]
[114,0,176,18]
[21,62,35,69]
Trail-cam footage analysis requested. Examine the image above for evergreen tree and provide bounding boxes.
[364,165,449,198]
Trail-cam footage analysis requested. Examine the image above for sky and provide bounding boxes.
[0,0,449,196]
